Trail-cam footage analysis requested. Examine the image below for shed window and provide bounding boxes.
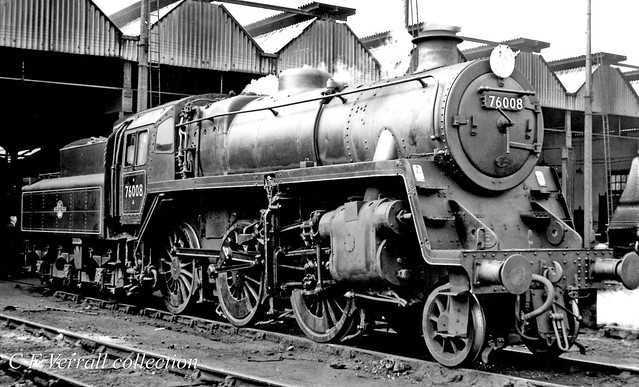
[610,172,629,211]
[155,117,174,152]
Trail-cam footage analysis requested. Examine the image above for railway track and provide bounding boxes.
[52,289,639,377]
[0,352,92,387]
[57,290,629,385]
[0,312,297,387]
[3,280,639,386]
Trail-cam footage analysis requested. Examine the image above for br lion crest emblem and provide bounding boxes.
[54,200,67,219]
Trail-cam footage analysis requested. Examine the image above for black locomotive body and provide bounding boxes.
[21,30,639,367]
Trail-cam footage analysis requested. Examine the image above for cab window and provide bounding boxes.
[125,133,136,166]
[155,117,174,152]
[137,131,149,165]
[123,129,149,167]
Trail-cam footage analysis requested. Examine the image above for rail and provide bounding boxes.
[0,312,296,387]
[0,353,92,387]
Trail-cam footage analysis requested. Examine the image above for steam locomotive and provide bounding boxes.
[21,30,639,367]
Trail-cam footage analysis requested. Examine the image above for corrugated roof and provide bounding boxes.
[555,65,600,94]
[0,0,121,57]
[548,52,627,71]
[244,2,354,36]
[117,1,272,73]
[624,69,639,82]
[563,65,639,115]
[254,18,316,54]
[153,2,271,73]
[462,38,550,60]
[110,0,179,28]
[274,19,381,83]
[120,0,184,36]
[514,52,571,110]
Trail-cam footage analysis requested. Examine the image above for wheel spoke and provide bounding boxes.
[243,287,254,309]
[179,274,193,293]
[321,301,334,327]
[178,278,189,303]
[313,297,322,317]
[449,338,459,354]
[434,298,445,315]
[333,299,345,315]
[325,299,339,326]
[245,280,259,301]
[244,274,261,286]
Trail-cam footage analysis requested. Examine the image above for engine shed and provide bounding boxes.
[0,0,382,218]
[2,0,639,244]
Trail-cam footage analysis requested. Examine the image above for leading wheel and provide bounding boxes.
[422,284,486,367]
[216,221,266,327]
[291,288,357,343]
[158,222,200,314]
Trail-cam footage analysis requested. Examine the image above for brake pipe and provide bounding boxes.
[522,274,555,321]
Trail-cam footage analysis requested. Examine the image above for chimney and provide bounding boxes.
[412,29,463,72]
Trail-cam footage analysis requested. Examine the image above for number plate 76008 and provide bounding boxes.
[482,93,523,111]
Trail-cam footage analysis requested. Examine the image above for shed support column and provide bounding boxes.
[120,61,133,119]
[562,110,573,211]
[583,0,593,248]
[137,0,150,112]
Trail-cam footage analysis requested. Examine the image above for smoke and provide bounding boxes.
[241,74,279,96]
[317,60,365,86]
[241,59,378,97]
[361,0,413,78]
[372,30,414,78]
[334,60,364,85]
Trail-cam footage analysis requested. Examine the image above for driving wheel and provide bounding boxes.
[291,288,357,343]
[158,222,200,314]
[216,221,266,327]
